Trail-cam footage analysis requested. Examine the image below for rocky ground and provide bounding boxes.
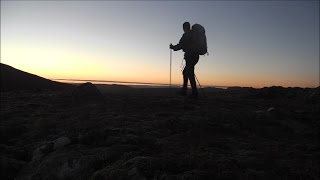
[1,84,319,180]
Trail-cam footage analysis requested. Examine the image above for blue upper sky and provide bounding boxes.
[1,1,319,87]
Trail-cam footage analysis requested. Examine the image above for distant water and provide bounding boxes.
[53,78,228,89]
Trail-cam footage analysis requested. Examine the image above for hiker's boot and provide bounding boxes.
[190,84,198,99]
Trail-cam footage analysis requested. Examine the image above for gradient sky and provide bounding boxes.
[1,0,319,88]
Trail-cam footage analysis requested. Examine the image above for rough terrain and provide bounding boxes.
[1,84,319,180]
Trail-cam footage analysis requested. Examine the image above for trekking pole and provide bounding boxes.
[170,48,172,89]
[195,74,206,97]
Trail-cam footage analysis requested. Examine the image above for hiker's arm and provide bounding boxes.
[170,34,187,51]
[170,44,182,51]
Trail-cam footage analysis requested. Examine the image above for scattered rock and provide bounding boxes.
[58,159,81,179]
[32,136,71,161]
[305,88,320,104]
[266,107,285,118]
[53,136,71,150]
[267,107,275,112]
[256,86,287,99]
[91,168,128,180]
[18,149,107,180]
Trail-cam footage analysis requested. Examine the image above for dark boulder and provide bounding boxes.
[72,82,105,103]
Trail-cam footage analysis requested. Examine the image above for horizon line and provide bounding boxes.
[52,78,230,88]
[52,78,319,89]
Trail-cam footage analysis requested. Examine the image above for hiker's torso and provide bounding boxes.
[179,31,193,53]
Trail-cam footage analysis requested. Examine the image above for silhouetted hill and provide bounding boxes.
[0,63,73,92]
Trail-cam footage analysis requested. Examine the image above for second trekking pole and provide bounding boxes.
[195,74,206,97]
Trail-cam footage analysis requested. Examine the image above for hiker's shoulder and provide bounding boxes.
[181,31,192,40]
[185,31,192,36]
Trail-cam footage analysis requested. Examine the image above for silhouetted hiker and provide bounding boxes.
[170,22,199,99]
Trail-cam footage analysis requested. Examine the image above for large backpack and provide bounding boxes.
[191,24,207,55]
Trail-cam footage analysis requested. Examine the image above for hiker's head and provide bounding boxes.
[183,22,190,32]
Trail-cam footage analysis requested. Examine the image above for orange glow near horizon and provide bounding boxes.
[1,43,318,89]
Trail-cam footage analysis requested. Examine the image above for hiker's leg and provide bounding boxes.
[182,53,190,90]
[182,68,188,90]
[189,55,199,96]
[189,68,198,96]
[176,68,187,96]
[184,60,198,96]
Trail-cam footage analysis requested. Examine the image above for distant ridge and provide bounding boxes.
[0,63,73,92]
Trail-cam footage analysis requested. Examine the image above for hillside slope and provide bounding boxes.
[0,63,73,91]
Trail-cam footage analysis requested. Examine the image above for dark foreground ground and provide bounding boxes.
[1,84,319,180]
